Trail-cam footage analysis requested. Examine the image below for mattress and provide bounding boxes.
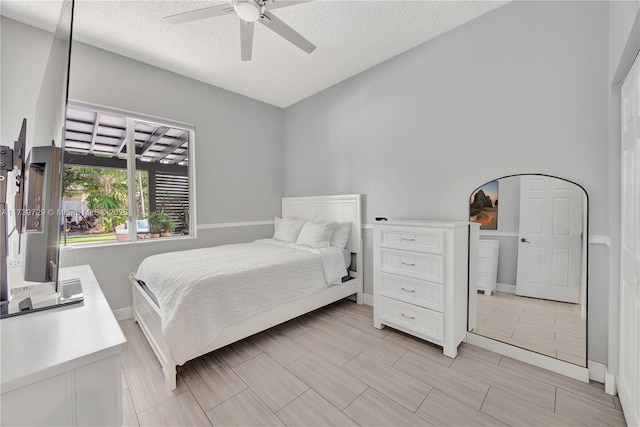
[135,239,348,364]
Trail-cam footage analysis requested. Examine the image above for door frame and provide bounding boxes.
[618,48,640,427]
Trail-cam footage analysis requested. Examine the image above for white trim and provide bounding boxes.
[466,333,589,382]
[113,306,133,321]
[479,231,519,238]
[67,99,198,240]
[588,235,611,247]
[363,293,374,306]
[587,362,617,395]
[197,220,274,230]
[477,231,610,247]
[61,235,196,250]
[126,118,137,240]
[605,371,617,396]
[496,282,516,294]
[188,128,197,238]
[363,223,374,230]
[588,360,606,383]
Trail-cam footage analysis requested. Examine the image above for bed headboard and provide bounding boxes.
[282,194,363,258]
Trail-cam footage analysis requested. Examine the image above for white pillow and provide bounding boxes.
[296,221,333,248]
[330,222,352,249]
[273,217,306,243]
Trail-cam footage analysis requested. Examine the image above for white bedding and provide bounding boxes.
[135,239,348,365]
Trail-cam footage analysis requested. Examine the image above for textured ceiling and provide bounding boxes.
[2,0,508,108]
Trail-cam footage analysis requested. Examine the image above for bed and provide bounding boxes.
[129,194,363,389]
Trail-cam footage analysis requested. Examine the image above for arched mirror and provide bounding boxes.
[468,174,588,367]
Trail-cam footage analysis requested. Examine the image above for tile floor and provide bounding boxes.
[474,291,586,366]
[120,299,624,426]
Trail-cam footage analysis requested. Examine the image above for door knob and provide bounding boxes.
[520,238,531,244]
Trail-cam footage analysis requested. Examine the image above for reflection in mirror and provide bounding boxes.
[468,175,587,367]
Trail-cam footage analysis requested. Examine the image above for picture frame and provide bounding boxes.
[470,180,498,230]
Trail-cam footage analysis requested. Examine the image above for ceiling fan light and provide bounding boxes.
[234,1,260,22]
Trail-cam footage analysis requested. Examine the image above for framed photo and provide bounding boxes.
[470,180,498,230]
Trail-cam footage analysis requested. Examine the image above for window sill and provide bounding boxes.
[60,234,196,250]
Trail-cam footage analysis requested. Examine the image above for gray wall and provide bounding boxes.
[1,17,56,260]
[2,18,283,311]
[68,41,284,226]
[494,176,520,234]
[609,0,640,80]
[1,17,53,150]
[283,1,610,363]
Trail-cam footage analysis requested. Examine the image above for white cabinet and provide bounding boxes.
[1,265,126,426]
[373,220,470,358]
[477,239,499,295]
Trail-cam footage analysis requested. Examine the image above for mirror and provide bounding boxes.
[468,175,587,367]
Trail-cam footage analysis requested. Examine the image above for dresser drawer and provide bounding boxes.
[379,249,444,283]
[379,297,444,341]
[380,229,444,254]
[379,273,444,312]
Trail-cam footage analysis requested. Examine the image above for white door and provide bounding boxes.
[516,176,583,303]
[619,52,640,427]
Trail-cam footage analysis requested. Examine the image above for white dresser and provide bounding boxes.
[477,239,500,295]
[373,220,470,358]
[1,265,126,426]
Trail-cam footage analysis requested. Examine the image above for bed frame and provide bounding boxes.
[130,194,363,389]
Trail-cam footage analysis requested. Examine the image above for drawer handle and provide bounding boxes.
[401,262,415,266]
[401,287,415,293]
[401,313,415,320]
[401,238,415,241]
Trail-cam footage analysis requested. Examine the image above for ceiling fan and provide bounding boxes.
[164,0,316,61]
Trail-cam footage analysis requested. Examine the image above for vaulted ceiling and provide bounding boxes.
[1,0,508,107]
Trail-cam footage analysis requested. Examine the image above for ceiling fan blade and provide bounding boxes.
[268,0,313,11]
[165,4,234,25]
[240,20,255,61]
[258,11,316,54]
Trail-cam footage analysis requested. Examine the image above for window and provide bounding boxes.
[62,105,193,245]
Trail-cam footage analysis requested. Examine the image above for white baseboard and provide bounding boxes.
[113,306,133,321]
[363,294,374,306]
[467,333,589,382]
[496,283,516,294]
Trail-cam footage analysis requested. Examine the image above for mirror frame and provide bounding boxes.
[467,173,589,367]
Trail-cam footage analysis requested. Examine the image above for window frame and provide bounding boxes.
[65,100,197,244]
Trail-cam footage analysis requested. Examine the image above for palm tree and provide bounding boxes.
[63,166,128,232]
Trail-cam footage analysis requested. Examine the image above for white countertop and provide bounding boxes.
[1,265,126,393]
